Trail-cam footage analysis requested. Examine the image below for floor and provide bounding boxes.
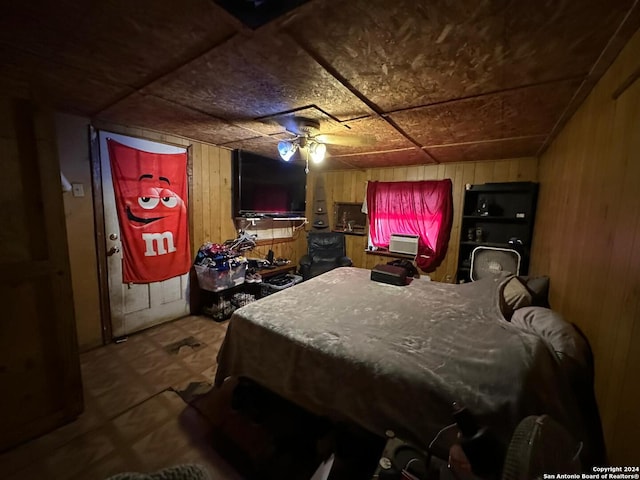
[0,315,244,480]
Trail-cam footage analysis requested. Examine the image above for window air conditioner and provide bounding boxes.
[389,234,419,256]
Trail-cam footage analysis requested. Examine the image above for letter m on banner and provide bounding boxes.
[142,232,177,257]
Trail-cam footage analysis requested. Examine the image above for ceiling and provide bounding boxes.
[1,0,638,170]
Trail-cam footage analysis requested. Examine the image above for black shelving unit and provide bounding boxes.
[457,182,538,283]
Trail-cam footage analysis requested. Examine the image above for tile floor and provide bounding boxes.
[0,315,244,480]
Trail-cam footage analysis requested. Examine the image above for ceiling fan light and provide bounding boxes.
[278,141,296,161]
[309,142,326,163]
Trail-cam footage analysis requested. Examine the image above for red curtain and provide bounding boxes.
[108,139,191,283]
[367,179,453,272]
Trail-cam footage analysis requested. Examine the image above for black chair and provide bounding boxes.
[299,232,352,281]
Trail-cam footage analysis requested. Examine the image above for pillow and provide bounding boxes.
[510,306,590,372]
[501,276,533,319]
[519,275,551,308]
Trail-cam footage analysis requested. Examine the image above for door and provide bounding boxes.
[0,98,82,451]
[98,131,190,338]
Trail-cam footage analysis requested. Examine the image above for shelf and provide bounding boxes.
[462,215,528,223]
[460,241,512,248]
[233,216,307,244]
[234,216,307,232]
[457,181,538,281]
[465,181,538,193]
[332,230,366,236]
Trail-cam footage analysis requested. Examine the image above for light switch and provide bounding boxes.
[71,183,85,197]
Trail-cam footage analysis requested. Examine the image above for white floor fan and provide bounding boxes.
[470,246,521,280]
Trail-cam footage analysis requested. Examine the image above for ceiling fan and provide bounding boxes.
[276,116,376,166]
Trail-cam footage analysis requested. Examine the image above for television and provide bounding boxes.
[232,150,307,217]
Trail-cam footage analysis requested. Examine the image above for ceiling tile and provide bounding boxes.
[326,147,431,170]
[322,116,416,156]
[426,136,546,163]
[0,0,235,90]
[0,45,131,114]
[286,0,635,111]
[145,31,372,122]
[221,136,282,160]
[389,79,582,146]
[98,94,255,145]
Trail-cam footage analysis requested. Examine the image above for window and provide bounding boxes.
[366,179,453,272]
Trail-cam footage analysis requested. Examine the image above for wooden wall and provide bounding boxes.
[0,98,82,450]
[531,29,640,464]
[188,140,236,254]
[188,141,306,263]
[56,113,103,350]
[188,141,306,264]
[308,158,538,282]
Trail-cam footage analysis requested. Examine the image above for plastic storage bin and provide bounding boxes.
[195,263,247,292]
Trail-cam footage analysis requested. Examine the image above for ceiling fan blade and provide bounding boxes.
[281,119,305,136]
[277,116,320,136]
[315,133,376,147]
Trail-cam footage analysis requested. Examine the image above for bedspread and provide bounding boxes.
[214,267,591,459]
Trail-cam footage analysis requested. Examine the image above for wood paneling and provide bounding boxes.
[308,157,538,282]
[531,29,640,465]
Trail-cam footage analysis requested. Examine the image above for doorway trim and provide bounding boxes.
[89,125,112,344]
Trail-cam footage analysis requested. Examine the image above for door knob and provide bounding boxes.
[107,246,120,256]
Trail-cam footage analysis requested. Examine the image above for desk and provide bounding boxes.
[257,263,297,279]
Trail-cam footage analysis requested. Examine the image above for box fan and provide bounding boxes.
[470,246,521,281]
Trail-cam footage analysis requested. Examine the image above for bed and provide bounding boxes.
[214,267,604,465]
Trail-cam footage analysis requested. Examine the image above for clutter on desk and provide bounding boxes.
[194,242,248,292]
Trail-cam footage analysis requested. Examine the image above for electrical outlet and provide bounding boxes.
[71,183,85,197]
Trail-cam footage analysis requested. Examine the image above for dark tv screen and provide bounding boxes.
[233,150,307,217]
